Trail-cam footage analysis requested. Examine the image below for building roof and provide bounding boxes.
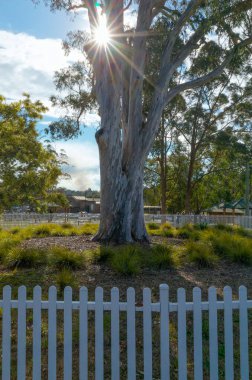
[68,196,100,203]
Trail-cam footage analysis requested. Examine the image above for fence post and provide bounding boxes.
[64,286,72,380]
[239,286,249,380]
[127,287,136,380]
[143,287,152,380]
[193,287,203,380]
[177,288,187,380]
[48,286,57,380]
[160,284,170,380]
[17,286,27,380]
[111,287,120,380]
[79,287,88,380]
[208,287,218,380]
[95,287,104,380]
[33,286,42,380]
[2,285,12,380]
[224,286,234,380]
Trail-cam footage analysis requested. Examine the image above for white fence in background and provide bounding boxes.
[2,212,252,229]
[0,285,251,379]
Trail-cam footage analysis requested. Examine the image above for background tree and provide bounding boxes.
[0,94,64,212]
[36,0,252,242]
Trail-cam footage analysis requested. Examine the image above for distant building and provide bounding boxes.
[205,198,252,216]
[66,196,100,213]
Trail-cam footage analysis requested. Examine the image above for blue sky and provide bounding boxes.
[0,0,100,190]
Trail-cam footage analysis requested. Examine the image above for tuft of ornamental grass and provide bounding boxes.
[210,232,252,265]
[161,222,177,237]
[110,245,142,276]
[33,224,53,237]
[146,244,174,269]
[48,246,86,270]
[213,223,234,232]
[186,241,218,268]
[0,239,21,263]
[56,269,76,293]
[61,222,74,229]
[78,223,99,236]
[147,222,160,230]
[4,247,47,269]
[177,224,201,240]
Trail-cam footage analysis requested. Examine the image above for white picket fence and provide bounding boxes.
[0,284,251,379]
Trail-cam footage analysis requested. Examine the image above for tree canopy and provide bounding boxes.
[0,94,64,211]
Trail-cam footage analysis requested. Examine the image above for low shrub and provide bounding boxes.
[194,222,208,230]
[4,247,47,268]
[186,241,218,268]
[56,269,76,292]
[61,223,74,229]
[214,223,234,232]
[110,245,141,275]
[177,224,201,240]
[48,247,86,270]
[79,223,98,235]
[147,244,174,269]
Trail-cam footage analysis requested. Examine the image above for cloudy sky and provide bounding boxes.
[0,0,100,190]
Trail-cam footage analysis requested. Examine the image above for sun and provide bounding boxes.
[94,14,111,46]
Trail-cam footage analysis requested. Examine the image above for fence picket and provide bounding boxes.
[33,286,41,380]
[2,285,11,380]
[143,288,152,380]
[0,284,251,379]
[111,287,120,380]
[177,288,187,380]
[79,287,88,380]
[224,286,234,380]
[48,286,57,380]
[239,286,249,380]
[160,284,170,380]
[17,286,26,380]
[127,287,136,380]
[95,287,104,380]
[193,287,203,380]
[208,287,218,380]
[64,287,72,380]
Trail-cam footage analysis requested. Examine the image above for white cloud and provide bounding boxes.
[0,30,83,115]
[54,141,100,190]
[0,30,100,190]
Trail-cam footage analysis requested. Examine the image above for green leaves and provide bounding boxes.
[0,94,63,211]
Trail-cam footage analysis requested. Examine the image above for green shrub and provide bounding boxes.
[110,245,141,275]
[56,269,76,292]
[147,244,174,269]
[147,222,160,230]
[186,241,218,268]
[48,247,85,270]
[177,224,200,240]
[10,227,21,235]
[4,247,47,268]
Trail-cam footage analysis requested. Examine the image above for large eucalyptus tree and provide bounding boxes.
[37,0,252,243]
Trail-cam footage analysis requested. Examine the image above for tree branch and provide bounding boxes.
[164,36,252,106]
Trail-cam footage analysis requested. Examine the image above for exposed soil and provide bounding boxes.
[20,234,252,301]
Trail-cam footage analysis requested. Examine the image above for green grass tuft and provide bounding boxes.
[48,246,86,270]
[147,244,174,269]
[4,247,47,268]
[147,222,160,230]
[110,245,141,275]
[186,241,218,268]
[55,269,76,292]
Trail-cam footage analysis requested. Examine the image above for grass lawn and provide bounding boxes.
[0,222,251,379]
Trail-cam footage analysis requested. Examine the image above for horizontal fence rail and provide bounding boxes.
[0,285,251,379]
